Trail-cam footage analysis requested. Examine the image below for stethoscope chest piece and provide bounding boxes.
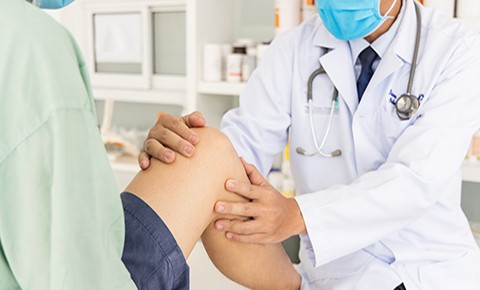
[395,94,419,120]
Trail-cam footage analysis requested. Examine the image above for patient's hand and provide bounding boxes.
[138,111,206,169]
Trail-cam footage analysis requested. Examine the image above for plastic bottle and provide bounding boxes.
[221,44,232,81]
[256,41,271,66]
[242,47,257,82]
[275,0,302,35]
[281,142,296,198]
[236,39,257,81]
[226,44,246,83]
[302,0,317,22]
[268,169,284,192]
[203,44,222,82]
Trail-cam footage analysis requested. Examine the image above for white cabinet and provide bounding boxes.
[186,0,275,127]
[82,0,188,110]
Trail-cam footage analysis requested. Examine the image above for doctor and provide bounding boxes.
[141,0,480,289]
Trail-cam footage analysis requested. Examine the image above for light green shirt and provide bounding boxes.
[0,0,136,289]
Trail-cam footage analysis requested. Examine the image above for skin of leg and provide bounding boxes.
[124,127,300,290]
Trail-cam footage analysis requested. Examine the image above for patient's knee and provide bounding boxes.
[192,128,237,158]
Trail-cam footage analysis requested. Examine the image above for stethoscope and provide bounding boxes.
[297,2,422,158]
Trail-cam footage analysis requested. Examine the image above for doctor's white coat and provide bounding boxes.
[221,0,480,289]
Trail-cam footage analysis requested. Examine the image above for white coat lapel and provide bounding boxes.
[367,0,418,91]
[313,25,359,115]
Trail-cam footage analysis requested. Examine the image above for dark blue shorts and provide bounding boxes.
[121,191,189,290]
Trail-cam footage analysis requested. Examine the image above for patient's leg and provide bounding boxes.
[125,127,300,290]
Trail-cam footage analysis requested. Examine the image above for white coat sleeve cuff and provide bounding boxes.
[295,193,343,268]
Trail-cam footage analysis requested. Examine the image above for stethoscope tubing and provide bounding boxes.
[298,1,422,158]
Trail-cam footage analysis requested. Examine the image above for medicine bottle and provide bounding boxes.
[302,0,317,21]
[256,41,271,66]
[275,0,302,35]
[203,44,222,82]
[226,44,246,83]
[242,47,257,82]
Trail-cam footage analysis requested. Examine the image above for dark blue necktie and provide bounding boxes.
[356,46,379,101]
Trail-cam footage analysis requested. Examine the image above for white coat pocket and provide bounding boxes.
[377,102,413,155]
[304,98,340,115]
[304,250,374,282]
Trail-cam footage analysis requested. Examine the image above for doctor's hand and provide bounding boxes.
[138,111,206,170]
[215,158,307,244]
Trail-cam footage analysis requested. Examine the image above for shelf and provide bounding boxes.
[93,87,186,106]
[461,160,480,183]
[197,81,246,96]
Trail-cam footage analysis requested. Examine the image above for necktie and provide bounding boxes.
[356,46,379,101]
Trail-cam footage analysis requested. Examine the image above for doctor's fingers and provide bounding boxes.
[215,200,261,217]
[154,111,199,143]
[146,124,196,159]
[181,111,206,130]
[143,138,176,164]
[214,219,265,235]
[225,232,275,244]
[240,157,267,186]
[138,151,151,170]
[225,179,262,200]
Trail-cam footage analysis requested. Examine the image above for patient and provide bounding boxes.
[122,127,301,289]
[0,1,299,289]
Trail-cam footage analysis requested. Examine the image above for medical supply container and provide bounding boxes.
[235,39,257,82]
[302,0,317,21]
[256,42,270,66]
[242,48,257,82]
[275,0,302,35]
[221,44,232,81]
[226,44,246,83]
[203,44,223,82]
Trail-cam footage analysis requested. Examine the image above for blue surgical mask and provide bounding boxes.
[317,0,398,41]
[31,0,75,9]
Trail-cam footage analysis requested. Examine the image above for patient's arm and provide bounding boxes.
[125,127,300,290]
